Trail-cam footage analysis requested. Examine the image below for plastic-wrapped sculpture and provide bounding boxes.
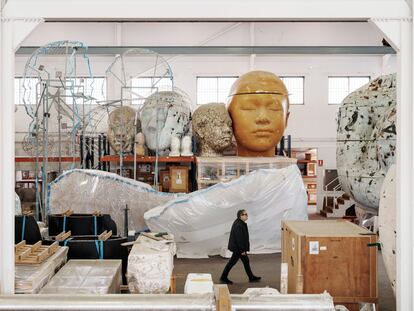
[141,90,192,156]
[227,71,289,157]
[337,74,396,210]
[192,103,233,157]
[144,165,308,258]
[108,106,140,154]
[47,169,177,234]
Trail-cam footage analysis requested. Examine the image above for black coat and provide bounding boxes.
[228,218,250,253]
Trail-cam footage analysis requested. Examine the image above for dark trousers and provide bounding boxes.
[221,252,254,279]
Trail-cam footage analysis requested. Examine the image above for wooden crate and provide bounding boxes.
[282,220,377,311]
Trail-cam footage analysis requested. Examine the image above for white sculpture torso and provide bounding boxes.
[181,135,193,156]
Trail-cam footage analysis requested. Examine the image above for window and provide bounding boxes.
[197,76,304,106]
[131,77,174,106]
[15,77,40,106]
[280,76,304,105]
[328,76,370,105]
[66,77,106,104]
[196,76,238,105]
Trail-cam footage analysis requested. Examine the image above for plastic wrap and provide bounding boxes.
[127,235,176,294]
[0,294,215,311]
[145,165,308,258]
[15,246,68,294]
[40,259,122,294]
[47,169,177,234]
[184,273,213,294]
[231,292,335,310]
[15,192,22,216]
[243,287,280,296]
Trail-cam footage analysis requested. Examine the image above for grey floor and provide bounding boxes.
[174,252,396,311]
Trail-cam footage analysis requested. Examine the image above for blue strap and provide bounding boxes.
[94,240,104,260]
[21,216,26,241]
[93,216,97,236]
[99,240,104,259]
[63,238,72,247]
[63,216,67,232]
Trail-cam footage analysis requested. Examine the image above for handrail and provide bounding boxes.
[324,176,341,192]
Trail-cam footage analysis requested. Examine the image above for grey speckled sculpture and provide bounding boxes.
[141,91,191,156]
[337,74,396,210]
[108,106,140,154]
[192,103,233,157]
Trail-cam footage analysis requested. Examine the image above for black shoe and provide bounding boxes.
[249,276,261,282]
[220,277,233,284]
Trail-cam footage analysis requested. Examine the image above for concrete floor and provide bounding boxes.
[174,250,395,310]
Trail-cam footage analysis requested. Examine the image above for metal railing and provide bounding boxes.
[323,176,343,211]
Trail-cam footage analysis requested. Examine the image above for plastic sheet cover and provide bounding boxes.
[145,165,308,258]
[15,192,22,216]
[40,259,122,294]
[15,246,68,294]
[127,235,176,294]
[47,169,177,234]
[231,291,335,310]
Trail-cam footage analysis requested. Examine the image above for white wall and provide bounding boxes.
[14,22,397,169]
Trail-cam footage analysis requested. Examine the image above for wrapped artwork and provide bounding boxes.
[127,234,176,294]
[145,165,308,258]
[47,169,177,234]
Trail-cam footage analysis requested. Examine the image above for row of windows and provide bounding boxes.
[15,76,370,106]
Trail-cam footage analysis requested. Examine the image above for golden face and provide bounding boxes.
[229,93,288,156]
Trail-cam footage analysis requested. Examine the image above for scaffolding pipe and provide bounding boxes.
[0,294,215,311]
[0,293,336,311]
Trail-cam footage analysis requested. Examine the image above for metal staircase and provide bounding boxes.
[320,176,355,218]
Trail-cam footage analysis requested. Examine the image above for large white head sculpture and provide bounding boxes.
[140,90,191,155]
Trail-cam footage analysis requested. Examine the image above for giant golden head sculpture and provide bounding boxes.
[227,71,290,157]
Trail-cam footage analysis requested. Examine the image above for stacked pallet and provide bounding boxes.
[15,246,68,294]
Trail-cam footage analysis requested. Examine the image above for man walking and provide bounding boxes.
[220,209,261,284]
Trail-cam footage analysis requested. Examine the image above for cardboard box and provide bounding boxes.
[282,220,377,311]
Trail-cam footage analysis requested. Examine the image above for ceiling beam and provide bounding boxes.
[15,46,396,55]
[3,0,411,20]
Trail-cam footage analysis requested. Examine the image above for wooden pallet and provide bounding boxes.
[55,231,71,242]
[98,230,112,241]
[15,241,59,265]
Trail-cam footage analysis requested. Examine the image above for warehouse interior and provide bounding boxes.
[0,1,413,311]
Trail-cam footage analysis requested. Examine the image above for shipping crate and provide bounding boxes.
[282,220,377,311]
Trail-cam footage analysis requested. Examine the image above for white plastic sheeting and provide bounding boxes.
[47,169,177,234]
[127,235,176,294]
[15,192,22,215]
[145,165,308,258]
[40,260,122,294]
[15,246,68,294]
[231,292,335,311]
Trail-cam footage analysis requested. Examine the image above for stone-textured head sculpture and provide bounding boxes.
[337,74,396,210]
[227,71,289,157]
[192,103,233,157]
[141,90,191,156]
[108,106,140,154]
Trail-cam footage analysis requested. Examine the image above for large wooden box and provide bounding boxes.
[282,220,377,310]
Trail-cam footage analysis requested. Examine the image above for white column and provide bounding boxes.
[396,18,414,311]
[0,15,41,294]
[0,18,16,295]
